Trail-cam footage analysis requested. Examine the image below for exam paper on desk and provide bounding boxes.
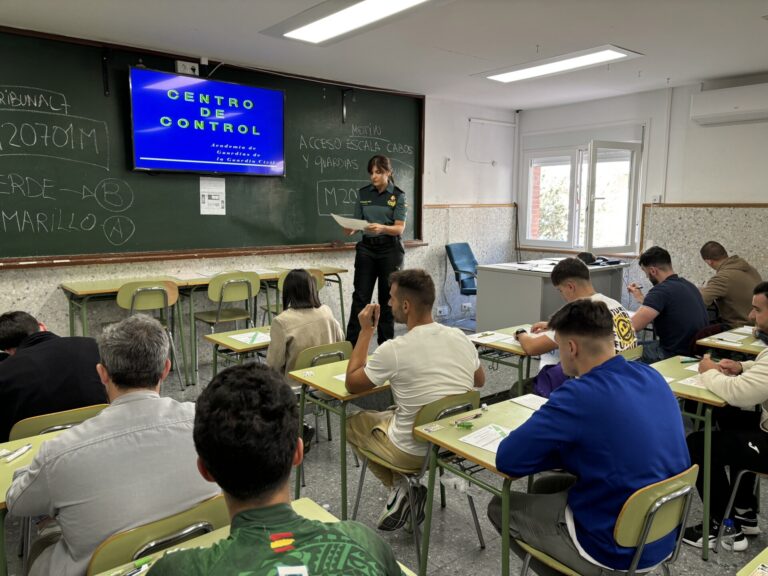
[510,394,548,411]
[732,326,755,335]
[459,424,511,454]
[229,331,270,345]
[710,332,748,343]
[676,376,707,389]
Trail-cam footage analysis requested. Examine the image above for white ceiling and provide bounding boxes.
[4,0,768,110]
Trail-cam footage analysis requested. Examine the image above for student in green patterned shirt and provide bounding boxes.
[148,363,402,576]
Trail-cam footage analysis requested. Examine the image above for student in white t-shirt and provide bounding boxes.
[516,257,637,357]
[345,268,485,531]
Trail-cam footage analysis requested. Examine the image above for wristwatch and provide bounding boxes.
[515,328,527,336]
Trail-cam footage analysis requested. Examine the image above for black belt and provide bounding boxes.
[361,235,397,246]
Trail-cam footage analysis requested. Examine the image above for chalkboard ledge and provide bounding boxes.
[0,240,429,270]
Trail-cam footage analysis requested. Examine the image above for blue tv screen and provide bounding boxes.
[129,68,285,176]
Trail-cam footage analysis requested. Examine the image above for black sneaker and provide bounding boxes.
[377,484,409,531]
[734,508,761,535]
[682,519,748,551]
[407,484,429,527]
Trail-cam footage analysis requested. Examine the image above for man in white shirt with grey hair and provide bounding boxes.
[7,314,219,576]
[345,268,485,532]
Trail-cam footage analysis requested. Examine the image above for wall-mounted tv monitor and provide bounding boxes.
[129,67,285,176]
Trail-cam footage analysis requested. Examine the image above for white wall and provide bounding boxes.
[424,98,516,204]
[665,84,768,202]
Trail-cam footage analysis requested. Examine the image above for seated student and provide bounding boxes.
[699,241,762,328]
[147,362,402,575]
[515,258,637,397]
[345,269,485,531]
[684,281,768,551]
[0,310,107,442]
[488,299,690,575]
[628,246,710,363]
[7,315,220,576]
[266,268,344,375]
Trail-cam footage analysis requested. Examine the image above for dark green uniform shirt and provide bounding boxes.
[147,503,403,576]
[354,182,407,238]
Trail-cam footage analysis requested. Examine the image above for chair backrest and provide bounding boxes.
[445,243,478,295]
[614,464,699,572]
[116,280,179,314]
[293,341,353,370]
[689,323,731,357]
[86,494,229,576]
[9,404,109,441]
[414,390,481,433]
[207,271,260,303]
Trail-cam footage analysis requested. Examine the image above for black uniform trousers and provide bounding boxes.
[687,405,764,520]
[346,239,403,346]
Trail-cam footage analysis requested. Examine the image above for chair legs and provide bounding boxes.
[167,331,185,390]
[715,468,752,552]
[467,493,486,549]
[520,553,532,576]
[352,457,369,520]
[404,478,422,568]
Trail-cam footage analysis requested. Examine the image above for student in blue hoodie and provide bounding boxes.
[487,299,690,575]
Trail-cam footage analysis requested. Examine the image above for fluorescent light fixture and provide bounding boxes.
[487,45,642,83]
[284,0,430,44]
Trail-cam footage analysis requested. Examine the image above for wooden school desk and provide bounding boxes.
[0,431,64,576]
[737,546,768,576]
[203,326,271,375]
[288,359,390,520]
[469,325,534,397]
[697,327,766,357]
[95,497,417,576]
[651,355,727,561]
[414,398,536,576]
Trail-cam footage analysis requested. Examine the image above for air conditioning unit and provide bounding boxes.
[690,83,768,126]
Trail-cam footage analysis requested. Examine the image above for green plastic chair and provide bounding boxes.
[261,268,325,324]
[86,494,229,575]
[619,345,644,362]
[192,271,261,372]
[350,390,483,567]
[11,403,109,572]
[294,341,353,443]
[9,404,108,441]
[517,464,699,576]
[117,280,186,390]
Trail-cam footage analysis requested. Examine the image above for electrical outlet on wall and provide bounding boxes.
[436,306,449,318]
[176,61,199,76]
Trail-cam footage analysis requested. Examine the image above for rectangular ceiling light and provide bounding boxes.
[284,0,430,44]
[487,45,642,83]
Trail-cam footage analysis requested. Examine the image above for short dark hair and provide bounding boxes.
[0,311,40,350]
[194,363,299,502]
[551,258,591,286]
[638,246,672,269]
[700,241,728,260]
[548,299,614,341]
[754,282,768,299]
[282,269,321,311]
[97,315,169,389]
[389,268,435,310]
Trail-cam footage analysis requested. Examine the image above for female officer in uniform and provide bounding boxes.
[345,155,407,345]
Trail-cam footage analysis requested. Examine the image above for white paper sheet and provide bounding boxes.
[510,394,548,411]
[200,177,226,215]
[468,331,510,344]
[684,364,700,372]
[459,424,511,454]
[333,373,346,382]
[676,376,707,389]
[331,213,368,231]
[709,331,747,343]
[732,326,755,335]
[229,331,270,345]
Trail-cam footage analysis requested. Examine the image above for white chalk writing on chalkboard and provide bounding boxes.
[316,180,366,217]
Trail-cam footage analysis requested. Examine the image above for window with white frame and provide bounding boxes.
[520,137,643,254]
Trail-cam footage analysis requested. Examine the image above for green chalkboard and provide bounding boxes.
[0,31,423,262]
